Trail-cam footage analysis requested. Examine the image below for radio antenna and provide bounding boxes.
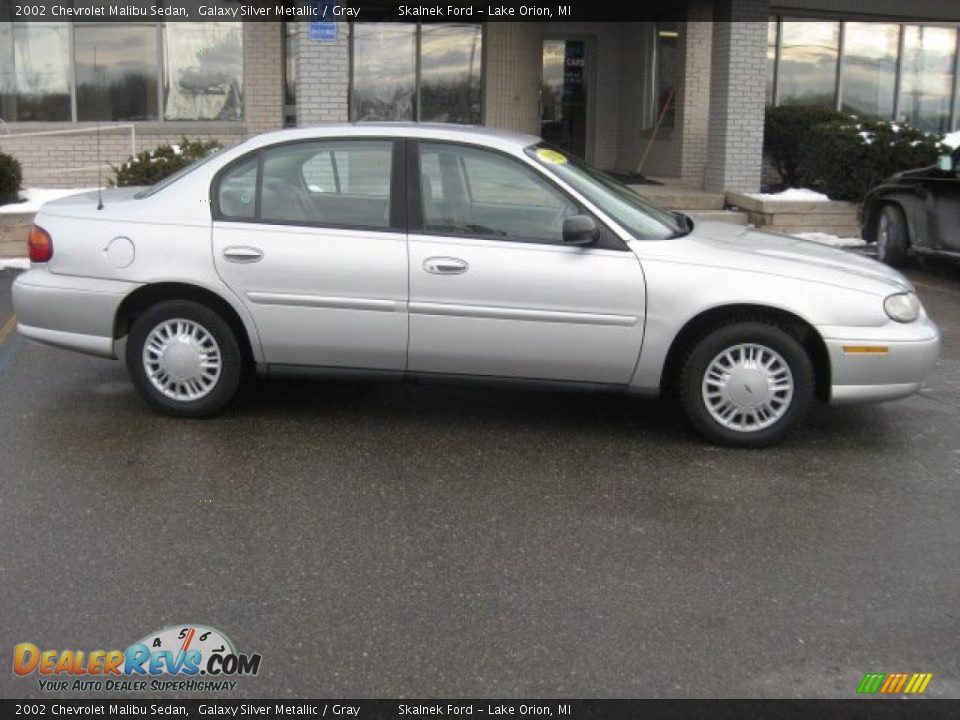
[95,46,103,210]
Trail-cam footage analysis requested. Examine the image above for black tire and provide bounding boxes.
[126,300,243,418]
[678,322,815,448]
[876,204,910,267]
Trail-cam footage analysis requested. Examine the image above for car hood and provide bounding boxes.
[634,221,912,296]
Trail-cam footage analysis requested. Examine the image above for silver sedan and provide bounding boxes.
[13,124,941,446]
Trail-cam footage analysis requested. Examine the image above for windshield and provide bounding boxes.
[525,144,686,240]
[135,147,226,199]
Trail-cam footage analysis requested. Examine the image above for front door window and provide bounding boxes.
[541,39,588,158]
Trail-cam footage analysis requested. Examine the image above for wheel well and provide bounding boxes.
[660,304,831,403]
[114,283,255,367]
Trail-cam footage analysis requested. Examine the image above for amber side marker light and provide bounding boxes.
[843,346,889,354]
[28,225,53,263]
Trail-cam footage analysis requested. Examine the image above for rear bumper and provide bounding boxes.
[12,268,139,359]
[821,317,941,405]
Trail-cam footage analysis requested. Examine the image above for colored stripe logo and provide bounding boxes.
[857,673,932,694]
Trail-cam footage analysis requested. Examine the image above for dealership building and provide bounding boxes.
[1,0,959,193]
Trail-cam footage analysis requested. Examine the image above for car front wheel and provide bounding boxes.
[126,300,243,417]
[679,322,815,447]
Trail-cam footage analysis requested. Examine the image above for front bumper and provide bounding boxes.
[13,267,139,359]
[820,315,941,405]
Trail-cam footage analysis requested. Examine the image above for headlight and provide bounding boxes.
[884,292,921,323]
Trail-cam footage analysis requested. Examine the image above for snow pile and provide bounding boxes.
[942,130,960,149]
[793,232,866,249]
[747,188,831,202]
[0,187,97,215]
[0,257,30,270]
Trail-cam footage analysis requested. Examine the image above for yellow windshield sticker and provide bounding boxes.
[536,148,568,165]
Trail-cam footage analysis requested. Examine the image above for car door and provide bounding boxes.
[407,140,646,384]
[211,138,408,370]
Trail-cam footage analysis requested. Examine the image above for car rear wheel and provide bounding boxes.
[126,300,242,417]
[679,322,814,447]
[876,204,910,267]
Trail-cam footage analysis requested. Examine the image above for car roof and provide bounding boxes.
[241,122,542,154]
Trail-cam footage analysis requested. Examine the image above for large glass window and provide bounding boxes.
[0,23,71,121]
[75,24,158,121]
[840,23,899,120]
[654,23,679,132]
[419,24,482,124]
[351,23,482,124]
[284,22,297,127]
[260,140,393,229]
[0,21,243,123]
[766,20,778,105]
[778,21,840,107]
[351,24,416,121]
[164,22,242,121]
[900,25,958,134]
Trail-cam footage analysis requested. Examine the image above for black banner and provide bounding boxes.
[2,0,790,24]
[1,700,959,719]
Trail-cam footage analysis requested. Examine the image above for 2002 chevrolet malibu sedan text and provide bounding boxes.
[12,124,941,447]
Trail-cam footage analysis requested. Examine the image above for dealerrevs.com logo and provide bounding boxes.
[13,625,262,692]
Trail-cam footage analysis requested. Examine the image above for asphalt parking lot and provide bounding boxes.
[0,262,958,700]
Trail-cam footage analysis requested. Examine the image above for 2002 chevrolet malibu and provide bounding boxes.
[13,124,941,447]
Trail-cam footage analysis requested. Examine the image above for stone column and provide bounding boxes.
[704,0,770,193]
[482,23,543,135]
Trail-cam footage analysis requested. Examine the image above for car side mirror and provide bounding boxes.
[937,154,954,172]
[562,214,599,246]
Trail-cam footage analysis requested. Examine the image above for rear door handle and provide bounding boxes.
[423,257,468,275]
[223,246,264,263]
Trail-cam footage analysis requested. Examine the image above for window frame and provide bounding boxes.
[406,138,627,251]
[211,137,407,233]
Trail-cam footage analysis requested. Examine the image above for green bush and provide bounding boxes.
[0,151,23,205]
[110,137,222,187]
[797,118,945,201]
[763,105,849,189]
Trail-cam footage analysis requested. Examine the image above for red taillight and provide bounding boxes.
[28,225,53,263]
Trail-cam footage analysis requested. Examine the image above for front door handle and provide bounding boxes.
[423,257,468,275]
[223,246,264,263]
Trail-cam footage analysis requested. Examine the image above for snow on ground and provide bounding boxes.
[0,257,30,270]
[792,232,866,249]
[942,130,960,149]
[746,188,831,202]
[0,187,96,215]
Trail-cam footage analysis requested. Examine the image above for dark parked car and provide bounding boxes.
[863,146,960,267]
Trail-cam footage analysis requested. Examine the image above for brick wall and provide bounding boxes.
[704,0,770,193]
[295,21,350,124]
[244,22,285,134]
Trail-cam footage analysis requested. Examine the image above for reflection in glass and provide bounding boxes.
[900,25,957,134]
[778,21,839,107]
[419,24,482,124]
[840,23,898,120]
[164,22,243,121]
[284,22,297,126]
[766,20,778,105]
[0,23,71,121]
[351,24,416,121]
[75,24,158,121]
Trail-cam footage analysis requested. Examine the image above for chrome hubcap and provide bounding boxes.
[142,318,221,402]
[701,343,794,433]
